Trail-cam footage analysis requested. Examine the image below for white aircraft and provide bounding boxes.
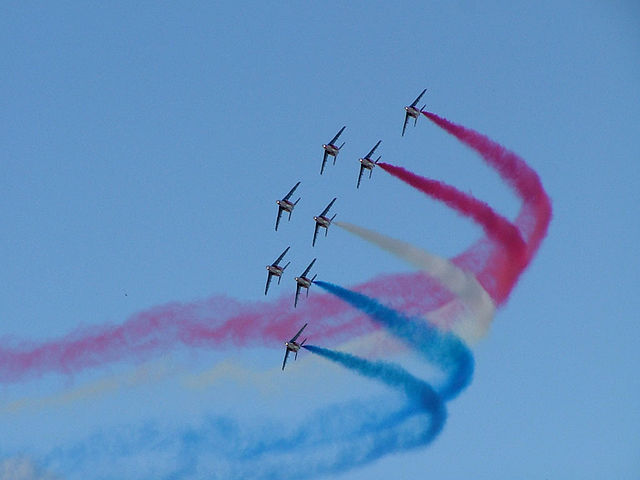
[312,198,337,247]
[275,182,301,231]
[357,140,381,189]
[402,89,427,136]
[321,126,346,174]
[282,323,308,370]
[294,258,317,308]
[265,246,291,295]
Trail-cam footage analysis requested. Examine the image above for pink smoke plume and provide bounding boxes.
[0,111,551,383]
[421,111,552,263]
[378,162,528,304]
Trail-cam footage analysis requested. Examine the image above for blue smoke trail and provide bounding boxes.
[26,340,449,479]
[314,280,474,400]
[34,391,440,480]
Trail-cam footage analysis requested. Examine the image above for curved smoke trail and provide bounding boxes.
[421,111,552,270]
[313,281,474,400]
[377,162,528,304]
[334,221,495,342]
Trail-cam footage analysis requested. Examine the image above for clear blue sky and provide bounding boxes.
[1,2,639,479]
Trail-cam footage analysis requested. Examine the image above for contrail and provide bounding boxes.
[335,221,495,342]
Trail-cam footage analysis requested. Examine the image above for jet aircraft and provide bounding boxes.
[402,89,427,136]
[312,198,337,247]
[275,182,301,231]
[294,258,317,308]
[357,140,381,189]
[282,323,308,370]
[265,246,291,295]
[321,126,346,174]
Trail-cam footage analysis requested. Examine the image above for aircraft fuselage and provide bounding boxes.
[285,340,301,353]
[267,265,284,276]
[295,276,312,288]
[314,215,331,228]
[405,106,421,119]
[360,157,376,170]
[323,143,340,156]
[277,199,295,212]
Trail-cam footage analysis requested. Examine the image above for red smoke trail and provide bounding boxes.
[378,162,528,304]
[421,111,552,263]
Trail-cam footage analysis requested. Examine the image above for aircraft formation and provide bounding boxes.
[264,90,428,370]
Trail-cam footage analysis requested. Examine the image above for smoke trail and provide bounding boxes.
[421,111,552,263]
[378,162,528,303]
[29,360,441,480]
[0,271,457,384]
[377,162,526,255]
[1,359,177,415]
[304,345,444,409]
[335,221,495,341]
[314,281,473,400]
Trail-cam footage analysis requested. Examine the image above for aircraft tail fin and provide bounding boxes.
[339,142,345,150]
[375,155,381,164]
[294,197,300,206]
[282,261,290,272]
[307,274,317,297]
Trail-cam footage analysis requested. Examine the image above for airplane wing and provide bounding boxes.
[410,88,427,108]
[357,164,365,189]
[364,140,381,159]
[282,349,290,370]
[301,258,316,277]
[265,272,273,295]
[312,223,320,247]
[290,323,308,342]
[320,151,328,175]
[283,181,300,201]
[275,206,284,231]
[402,112,410,137]
[319,197,336,217]
[294,284,302,308]
[273,246,290,266]
[328,126,346,145]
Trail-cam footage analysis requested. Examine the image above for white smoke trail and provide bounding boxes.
[335,221,495,342]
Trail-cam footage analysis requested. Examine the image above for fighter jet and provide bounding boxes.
[402,89,427,136]
[312,198,337,247]
[357,140,381,189]
[321,126,346,174]
[282,323,308,370]
[275,182,301,231]
[294,258,317,308]
[265,246,291,295]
